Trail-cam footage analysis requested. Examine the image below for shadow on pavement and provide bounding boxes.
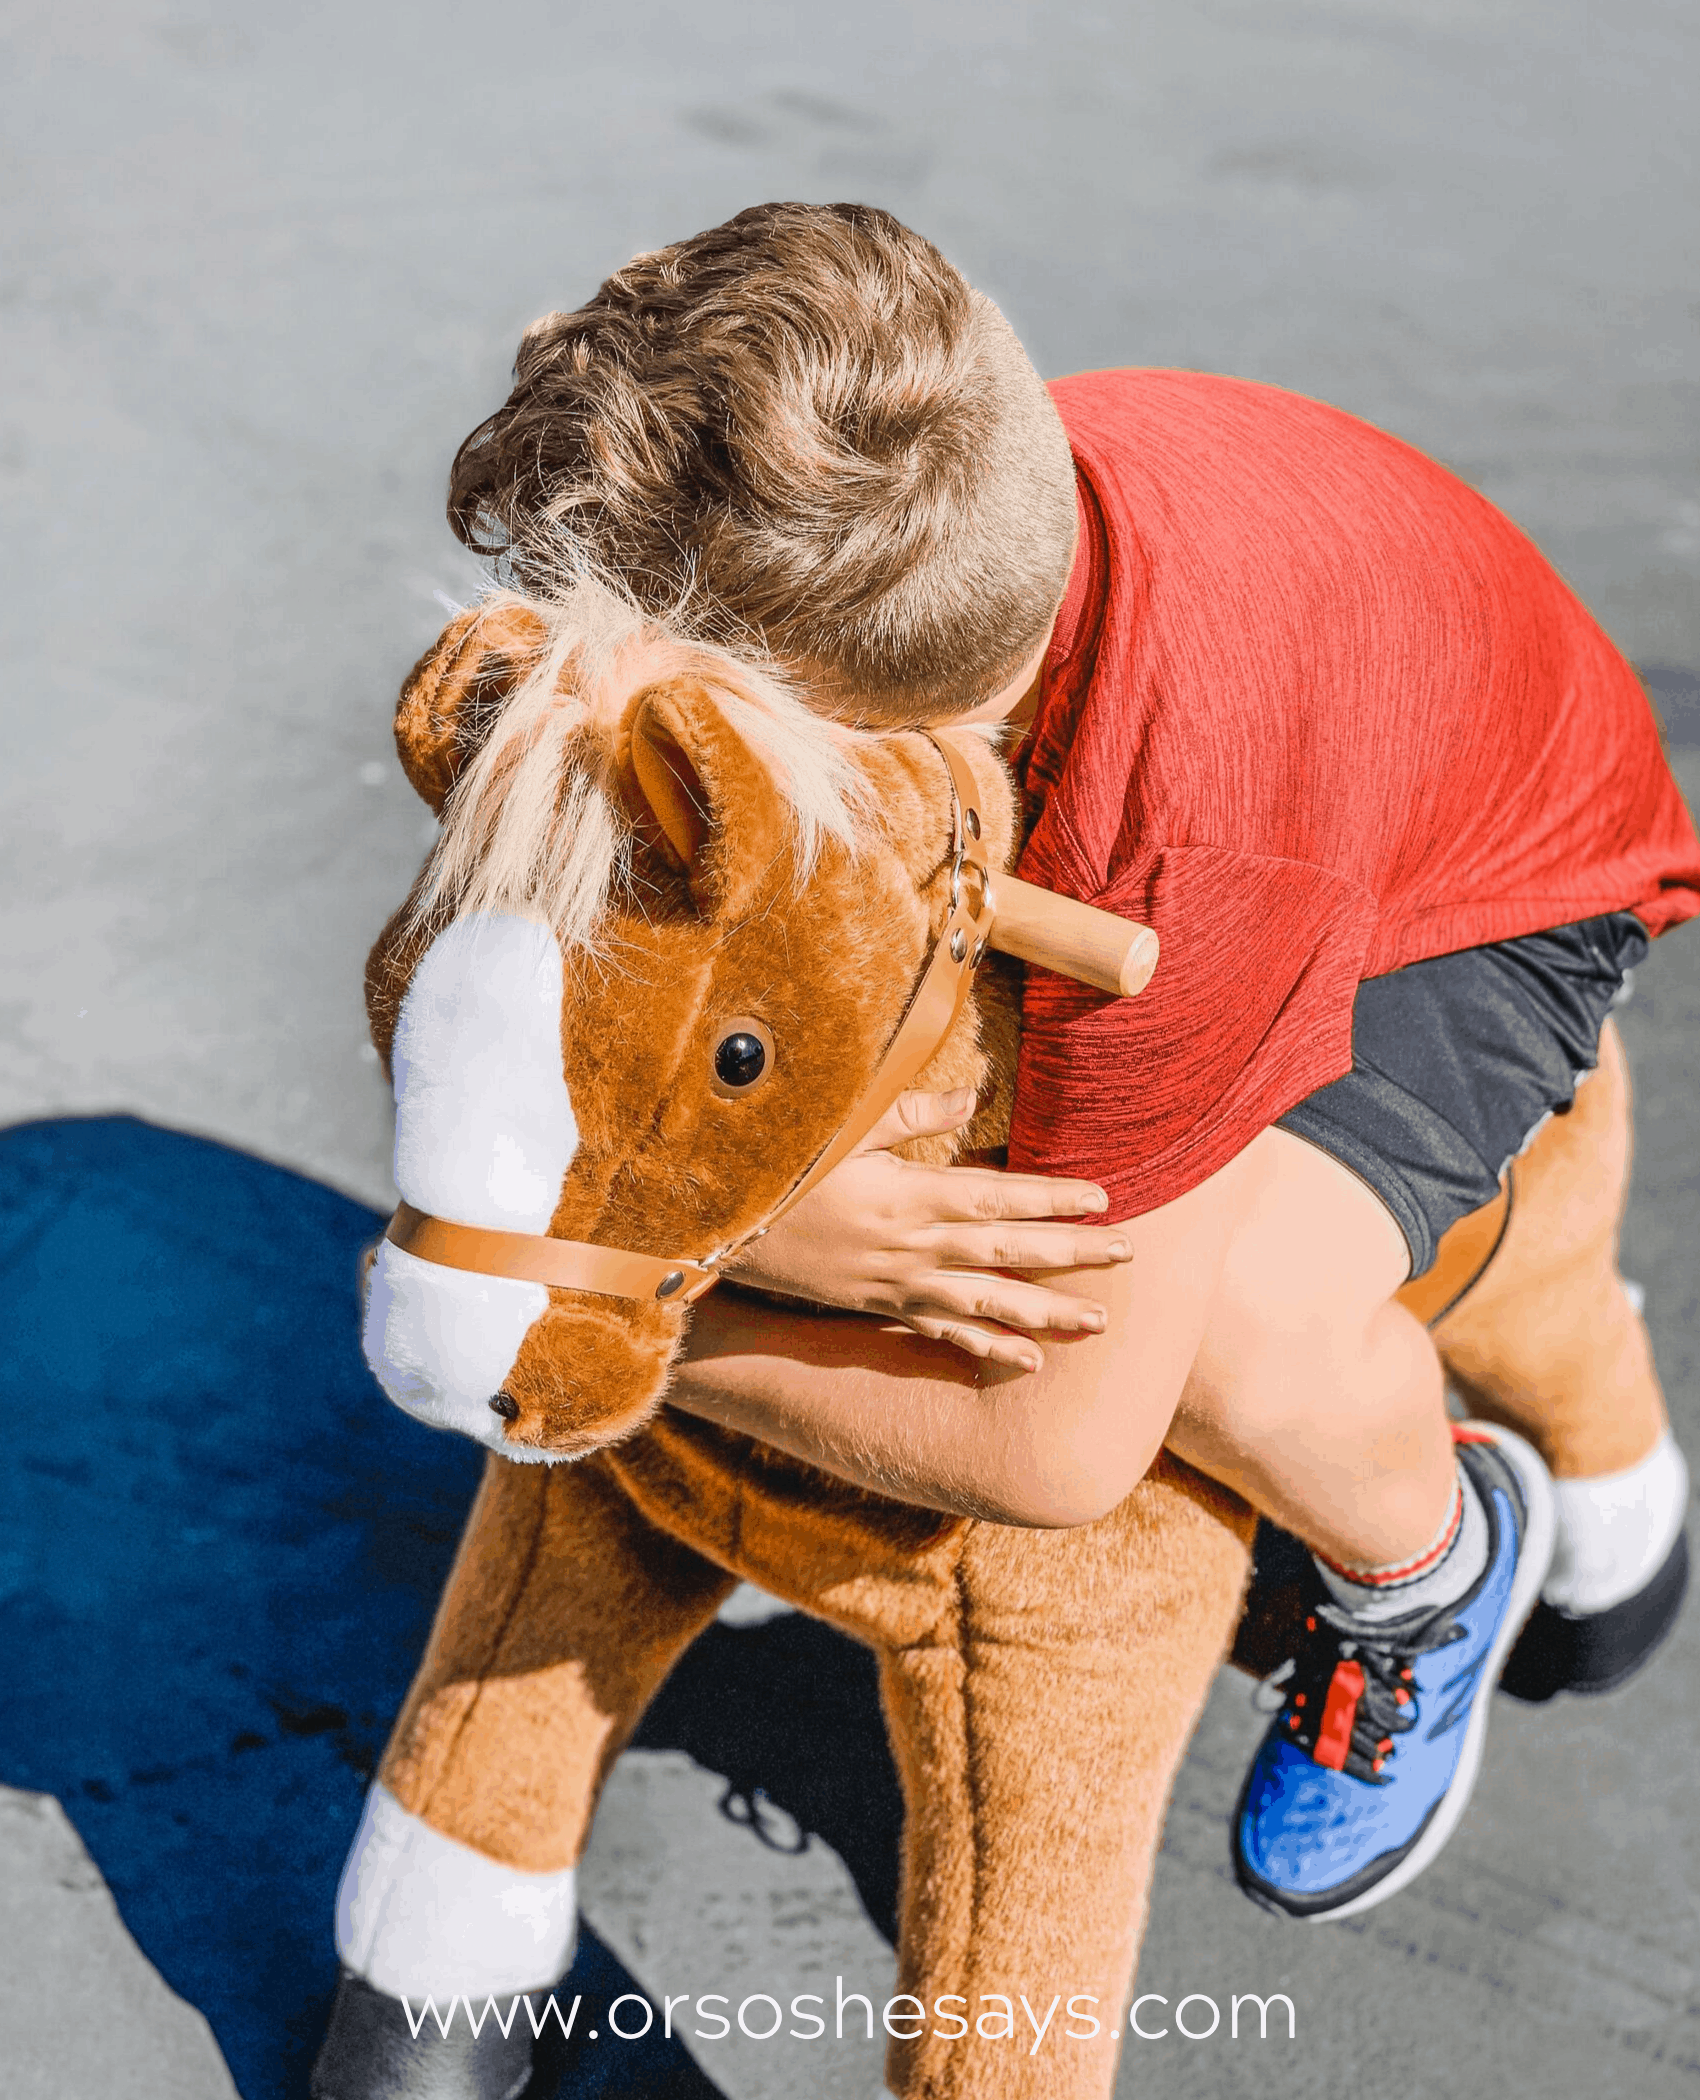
[636,1614,906,1943]
[0,1111,1396,2097]
[0,1117,720,2099]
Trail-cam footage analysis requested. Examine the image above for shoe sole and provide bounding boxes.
[1295,1423,1556,1923]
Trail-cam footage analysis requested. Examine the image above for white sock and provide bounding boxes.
[1544,1430,1689,1614]
[1313,1461,1490,1625]
[334,1782,577,2001]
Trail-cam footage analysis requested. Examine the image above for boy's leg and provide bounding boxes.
[1233,1032,1689,1689]
[1169,1127,1459,1569]
[1166,1125,1555,1921]
[1177,918,1685,1917]
[1261,922,1687,1688]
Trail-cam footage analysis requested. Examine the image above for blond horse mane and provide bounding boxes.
[409,562,874,956]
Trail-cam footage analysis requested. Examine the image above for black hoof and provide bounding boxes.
[1501,1528,1688,1702]
[310,1968,553,2100]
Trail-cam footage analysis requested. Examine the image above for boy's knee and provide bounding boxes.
[1180,1262,1441,1473]
[1185,1128,1423,1417]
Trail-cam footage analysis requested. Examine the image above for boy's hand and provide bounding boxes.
[718,1089,1133,1371]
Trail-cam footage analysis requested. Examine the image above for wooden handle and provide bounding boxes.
[988,873,1159,997]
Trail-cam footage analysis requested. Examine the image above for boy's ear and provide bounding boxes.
[394,602,549,813]
[623,682,793,916]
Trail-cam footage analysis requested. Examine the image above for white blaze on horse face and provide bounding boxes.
[362,912,577,1451]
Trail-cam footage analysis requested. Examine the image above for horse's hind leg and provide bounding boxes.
[876,1457,1253,2100]
[1427,1020,1668,1477]
[312,1450,732,2093]
[1411,1019,1687,1693]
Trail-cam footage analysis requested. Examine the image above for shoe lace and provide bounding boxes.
[1276,1601,1468,1784]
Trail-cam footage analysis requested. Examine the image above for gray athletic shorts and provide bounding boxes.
[1275,912,1649,1279]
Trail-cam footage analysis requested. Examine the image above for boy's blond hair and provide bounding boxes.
[447,202,1079,724]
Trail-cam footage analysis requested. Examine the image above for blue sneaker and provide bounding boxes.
[1233,1424,1555,1921]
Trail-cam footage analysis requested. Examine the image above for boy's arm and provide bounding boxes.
[667,1143,1254,1527]
[719,1089,1142,1369]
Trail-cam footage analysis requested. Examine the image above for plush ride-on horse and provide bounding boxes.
[312,595,1671,2100]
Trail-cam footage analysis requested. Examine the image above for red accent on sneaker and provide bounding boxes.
[1314,1659,1365,1771]
[1451,1427,1495,1445]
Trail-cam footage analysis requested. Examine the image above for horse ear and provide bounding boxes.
[625,683,791,913]
[394,602,548,814]
[627,700,712,870]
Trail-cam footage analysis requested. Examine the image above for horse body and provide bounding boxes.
[333,601,1657,2099]
[339,601,1254,2099]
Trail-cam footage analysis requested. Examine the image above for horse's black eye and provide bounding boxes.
[715,1032,766,1089]
[710,1017,775,1097]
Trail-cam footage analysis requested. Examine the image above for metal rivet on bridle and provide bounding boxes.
[963,807,981,840]
[950,928,968,963]
[970,937,987,967]
[656,1269,687,1300]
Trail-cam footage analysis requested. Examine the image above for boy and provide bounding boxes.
[444,201,1697,1919]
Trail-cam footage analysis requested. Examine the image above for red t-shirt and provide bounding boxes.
[1007,370,1700,1221]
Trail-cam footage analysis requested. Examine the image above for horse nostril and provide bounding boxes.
[489,1392,520,1422]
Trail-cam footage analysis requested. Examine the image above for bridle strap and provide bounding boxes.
[383,729,996,1307]
[384,1202,722,1304]
[740,730,994,1230]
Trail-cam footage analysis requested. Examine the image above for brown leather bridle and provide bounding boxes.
[383,731,1000,1308]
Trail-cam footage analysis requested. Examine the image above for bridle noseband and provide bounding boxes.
[383,731,998,1308]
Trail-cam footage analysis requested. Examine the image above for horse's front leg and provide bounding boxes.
[877,1456,1253,2100]
[312,1449,733,2097]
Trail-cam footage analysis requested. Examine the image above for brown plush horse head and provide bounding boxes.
[361,594,1018,1461]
